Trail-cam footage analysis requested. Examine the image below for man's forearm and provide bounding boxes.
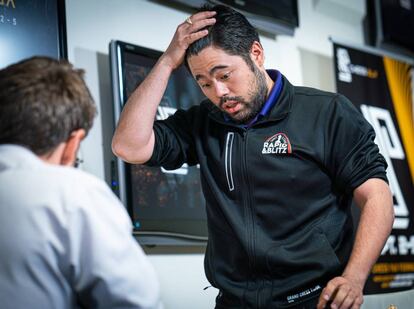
[112,57,174,163]
[342,179,394,287]
[317,179,394,309]
[112,12,215,164]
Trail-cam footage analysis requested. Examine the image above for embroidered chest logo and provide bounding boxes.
[262,133,292,154]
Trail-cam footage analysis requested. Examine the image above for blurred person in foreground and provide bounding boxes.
[0,56,161,309]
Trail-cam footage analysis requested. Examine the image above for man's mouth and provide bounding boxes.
[223,100,241,114]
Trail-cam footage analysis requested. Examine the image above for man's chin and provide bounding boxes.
[227,111,255,125]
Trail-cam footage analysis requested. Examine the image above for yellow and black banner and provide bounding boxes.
[334,43,414,294]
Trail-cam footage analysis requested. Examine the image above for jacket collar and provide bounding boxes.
[205,72,293,127]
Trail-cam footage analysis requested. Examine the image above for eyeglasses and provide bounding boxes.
[74,157,84,168]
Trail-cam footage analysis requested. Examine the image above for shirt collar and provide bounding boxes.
[0,144,44,170]
[246,69,283,127]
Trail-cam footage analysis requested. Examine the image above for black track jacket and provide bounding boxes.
[146,75,388,308]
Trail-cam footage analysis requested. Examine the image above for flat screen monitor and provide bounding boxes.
[364,0,414,55]
[109,40,208,245]
[167,0,299,36]
[219,0,299,28]
[380,0,414,52]
[0,0,67,69]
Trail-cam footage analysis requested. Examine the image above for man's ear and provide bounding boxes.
[61,129,86,166]
[250,41,265,67]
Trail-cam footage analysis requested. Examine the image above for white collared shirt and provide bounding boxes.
[0,145,162,309]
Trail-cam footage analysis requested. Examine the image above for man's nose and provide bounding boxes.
[214,82,229,98]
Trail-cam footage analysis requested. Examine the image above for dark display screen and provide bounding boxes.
[110,41,208,242]
[380,0,414,52]
[0,0,66,69]
[219,0,298,27]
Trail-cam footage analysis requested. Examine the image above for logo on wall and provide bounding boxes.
[336,47,379,82]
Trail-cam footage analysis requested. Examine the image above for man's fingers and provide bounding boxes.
[190,10,216,23]
[351,298,363,309]
[181,17,215,46]
[317,277,345,309]
[180,11,216,29]
[340,293,363,309]
[338,291,355,309]
[190,17,216,32]
[177,15,215,47]
[317,277,363,309]
[333,283,351,307]
[322,278,342,302]
[186,30,209,45]
[332,285,350,308]
[317,288,332,309]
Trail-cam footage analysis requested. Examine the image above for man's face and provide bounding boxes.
[188,46,268,124]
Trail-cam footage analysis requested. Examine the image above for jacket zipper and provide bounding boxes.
[241,131,257,293]
[225,132,235,191]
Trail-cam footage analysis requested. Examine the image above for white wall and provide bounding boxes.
[65,0,413,307]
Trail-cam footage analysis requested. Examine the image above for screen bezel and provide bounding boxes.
[57,0,68,59]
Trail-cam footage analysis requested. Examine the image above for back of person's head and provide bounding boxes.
[185,4,260,70]
[0,56,96,156]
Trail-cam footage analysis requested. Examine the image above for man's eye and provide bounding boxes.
[221,73,230,80]
[201,83,211,89]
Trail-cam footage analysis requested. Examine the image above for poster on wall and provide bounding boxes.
[334,42,414,294]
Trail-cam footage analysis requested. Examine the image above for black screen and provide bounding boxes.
[0,0,66,69]
[219,0,299,27]
[110,41,208,243]
[166,0,298,36]
[380,0,414,52]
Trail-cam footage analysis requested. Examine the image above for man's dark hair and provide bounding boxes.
[0,56,96,155]
[185,4,260,70]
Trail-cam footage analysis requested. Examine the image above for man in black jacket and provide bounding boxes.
[112,5,394,309]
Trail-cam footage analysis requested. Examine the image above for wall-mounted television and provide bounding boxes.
[165,0,299,36]
[0,0,67,69]
[364,0,414,56]
[109,40,208,245]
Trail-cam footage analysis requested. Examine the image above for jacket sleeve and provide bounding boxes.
[145,106,199,170]
[324,94,388,194]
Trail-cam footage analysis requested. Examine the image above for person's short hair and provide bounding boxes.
[0,56,96,155]
[185,4,260,70]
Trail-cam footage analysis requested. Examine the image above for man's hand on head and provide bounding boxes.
[160,10,216,70]
[317,276,364,309]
